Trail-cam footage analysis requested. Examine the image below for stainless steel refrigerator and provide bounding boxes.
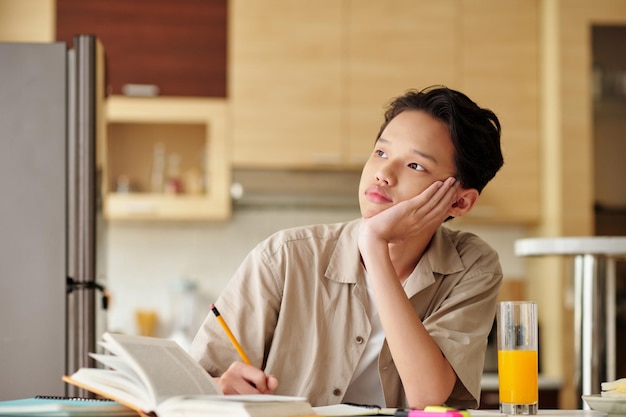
[0,35,106,399]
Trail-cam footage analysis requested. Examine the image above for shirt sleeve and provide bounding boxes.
[189,240,283,375]
[423,245,502,408]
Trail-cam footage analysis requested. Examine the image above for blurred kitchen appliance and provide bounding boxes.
[0,35,106,399]
[516,236,626,409]
[231,168,361,209]
[168,278,198,352]
[595,205,626,380]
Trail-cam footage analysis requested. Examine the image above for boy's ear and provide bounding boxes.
[449,188,479,217]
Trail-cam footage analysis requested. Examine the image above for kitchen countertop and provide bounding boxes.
[481,373,563,390]
[469,411,605,417]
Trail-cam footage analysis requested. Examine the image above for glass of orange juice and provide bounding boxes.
[497,301,538,415]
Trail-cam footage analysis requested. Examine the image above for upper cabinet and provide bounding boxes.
[103,97,231,221]
[229,0,344,168]
[54,0,539,223]
[345,1,459,166]
[56,0,227,97]
[56,0,231,221]
[229,0,540,223]
[229,0,459,169]
[457,0,540,224]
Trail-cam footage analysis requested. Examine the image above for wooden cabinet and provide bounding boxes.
[345,1,459,166]
[229,0,540,223]
[457,0,540,224]
[56,1,230,221]
[102,96,231,221]
[56,0,227,97]
[229,0,344,168]
[230,0,459,169]
[88,0,539,223]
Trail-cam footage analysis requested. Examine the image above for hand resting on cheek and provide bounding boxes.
[358,176,459,248]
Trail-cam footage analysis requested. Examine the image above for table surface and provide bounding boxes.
[515,236,626,257]
[480,373,563,391]
[469,410,606,417]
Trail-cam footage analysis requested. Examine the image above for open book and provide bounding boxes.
[313,404,396,416]
[63,332,317,417]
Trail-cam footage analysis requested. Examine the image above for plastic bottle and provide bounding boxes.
[150,142,165,193]
[168,278,197,351]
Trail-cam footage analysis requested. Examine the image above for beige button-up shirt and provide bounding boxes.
[190,219,502,408]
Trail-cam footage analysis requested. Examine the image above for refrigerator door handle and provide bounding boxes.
[66,277,109,310]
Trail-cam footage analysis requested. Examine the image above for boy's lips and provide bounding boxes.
[365,185,392,203]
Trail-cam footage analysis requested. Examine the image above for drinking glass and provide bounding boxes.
[497,301,538,415]
[135,309,158,337]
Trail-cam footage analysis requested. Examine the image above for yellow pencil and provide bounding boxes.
[210,304,251,364]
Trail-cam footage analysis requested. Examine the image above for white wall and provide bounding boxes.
[102,207,527,340]
[103,207,361,338]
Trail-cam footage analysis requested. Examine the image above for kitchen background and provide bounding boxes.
[103,206,527,341]
[2,0,626,409]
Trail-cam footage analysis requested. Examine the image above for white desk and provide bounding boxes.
[469,411,606,417]
[515,237,626,407]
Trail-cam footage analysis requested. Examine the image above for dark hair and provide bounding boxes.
[377,86,503,193]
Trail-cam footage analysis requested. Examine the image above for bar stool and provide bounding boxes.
[514,237,626,408]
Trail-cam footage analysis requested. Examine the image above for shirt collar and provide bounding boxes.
[326,219,365,284]
[403,226,465,296]
[326,220,465,291]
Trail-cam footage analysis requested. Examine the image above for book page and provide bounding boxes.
[66,368,154,412]
[313,404,396,416]
[90,353,143,387]
[156,394,316,417]
[103,333,222,406]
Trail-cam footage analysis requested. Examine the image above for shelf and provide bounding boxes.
[105,193,229,221]
[102,96,231,221]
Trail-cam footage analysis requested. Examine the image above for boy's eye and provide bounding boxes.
[375,149,387,158]
[408,162,425,171]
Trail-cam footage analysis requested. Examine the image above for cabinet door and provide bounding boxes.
[230,0,343,168]
[345,0,459,167]
[458,0,540,223]
[56,0,227,97]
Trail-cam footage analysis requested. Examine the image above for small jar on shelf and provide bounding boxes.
[164,153,183,194]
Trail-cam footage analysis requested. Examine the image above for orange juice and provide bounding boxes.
[498,349,538,404]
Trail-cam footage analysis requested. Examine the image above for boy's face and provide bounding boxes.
[358,110,457,219]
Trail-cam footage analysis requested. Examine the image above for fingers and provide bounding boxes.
[218,362,279,395]
[431,176,458,203]
[359,176,459,245]
[415,176,456,205]
[266,374,280,392]
[431,176,458,214]
[410,176,457,219]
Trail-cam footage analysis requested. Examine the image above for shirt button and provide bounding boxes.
[355,336,364,344]
[333,388,342,397]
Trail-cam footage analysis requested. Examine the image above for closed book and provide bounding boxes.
[0,397,136,416]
